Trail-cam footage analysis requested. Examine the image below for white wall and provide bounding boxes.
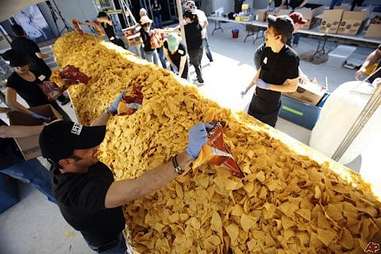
[51,0,98,32]
[210,0,234,13]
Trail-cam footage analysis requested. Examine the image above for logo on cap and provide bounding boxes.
[71,123,83,136]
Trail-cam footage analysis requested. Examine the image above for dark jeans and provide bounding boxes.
[153,13,162,28]
[202,38,213,62]
[188,48,204,83]
[84,232,132,254]
[1,159,55,202]
[157,47,167,68]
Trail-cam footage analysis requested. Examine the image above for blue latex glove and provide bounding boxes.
[171,64,179,74]
[256,79,271,90]
[107,91,125,114]
[31,112,51,122]
[186,123,209,159]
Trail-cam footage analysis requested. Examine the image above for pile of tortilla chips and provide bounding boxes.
[54,32,381,253]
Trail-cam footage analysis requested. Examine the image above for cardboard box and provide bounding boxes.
[295,5,326,29]
[285,80,326,106]
[255,9,267,22]
[7,105,61,160]
[320,9,344,34]
[337,11,368,35]
[365,23,381,38]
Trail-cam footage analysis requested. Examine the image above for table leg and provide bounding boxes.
[312,36,328,57]
[244,31,255,43]
[212,20,223,36]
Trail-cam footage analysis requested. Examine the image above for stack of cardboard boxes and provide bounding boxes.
[320,5,371,35]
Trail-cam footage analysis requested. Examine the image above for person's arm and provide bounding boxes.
[265,78,299,93]
[300,0,308,7]
[163,47,175,68]
[105,151,192,208]
[35,52,49,59]
[91,91,125,126]
[97,17,113,26]
[0,125,43,138]
[356,47,381,80]
[178,55,187,77]
[104,122,208,208]
[6,87,30,114]
[91,111,111,126]
[242,69,260,95]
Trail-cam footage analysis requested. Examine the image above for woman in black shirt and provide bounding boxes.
[184,10,204,85]
[4,51,71,120]
[163,34,189,79]
[97,11,126,49]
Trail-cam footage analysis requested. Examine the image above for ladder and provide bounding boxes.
[119,0,138,27]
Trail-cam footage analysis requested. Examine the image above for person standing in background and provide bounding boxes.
[242,15,299,127]
[183,10,204,85]
[152,0,162,28]
[97,11,126,49]
[184,1,214,63]
[140,16,162,66]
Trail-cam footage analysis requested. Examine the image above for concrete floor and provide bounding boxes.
[0,25,378,254]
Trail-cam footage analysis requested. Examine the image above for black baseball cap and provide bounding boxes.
[1,49,30,67]
[267,15,294,41]
[39,120,106,164]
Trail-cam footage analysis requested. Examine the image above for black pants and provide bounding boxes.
[248,95,280,127]
[188,48,204,83]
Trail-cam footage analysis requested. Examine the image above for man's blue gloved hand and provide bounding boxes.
[107,91,125,115]
[186,123,209,159]
[31,112,51,122]
[256,79,271,90]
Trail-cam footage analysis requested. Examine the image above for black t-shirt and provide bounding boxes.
[256,45,299,112]
[101,22,116,40]
[11,37,51,78]
[184,21,202,50]
[140,28,154,52]
[152,2,162,14]
[163,42,187,66]
[53,162,125,246]
[287,0,304,9]
[274,0,283,7]
[164,41,189,79]
[0,120,24,170]
[6,71,50,107]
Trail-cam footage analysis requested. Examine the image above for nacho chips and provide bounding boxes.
[53,32,381,254]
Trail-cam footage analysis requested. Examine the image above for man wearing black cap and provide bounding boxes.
[241,15,299,127]
[39,93,209,253]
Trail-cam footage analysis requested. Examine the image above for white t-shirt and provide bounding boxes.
[195,9,208,39]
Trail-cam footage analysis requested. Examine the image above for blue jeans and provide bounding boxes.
[153,13,162,28]
[1,159,55,203]
[330,0,343,9]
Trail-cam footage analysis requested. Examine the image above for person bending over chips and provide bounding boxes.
[38,92,209,253]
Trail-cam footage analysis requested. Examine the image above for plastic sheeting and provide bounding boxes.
[310,81,381,164]
[0,0,44,21]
